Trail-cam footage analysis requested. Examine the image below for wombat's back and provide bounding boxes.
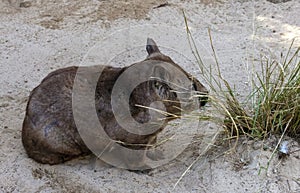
[22,66,124,164]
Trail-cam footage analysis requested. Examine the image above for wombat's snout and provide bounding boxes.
[192,80,208,107]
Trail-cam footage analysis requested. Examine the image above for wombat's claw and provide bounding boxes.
[128,168,152,175]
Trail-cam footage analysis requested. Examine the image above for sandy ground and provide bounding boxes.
[0,0,300,192]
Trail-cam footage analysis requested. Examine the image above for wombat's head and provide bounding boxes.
[144,38,208,109]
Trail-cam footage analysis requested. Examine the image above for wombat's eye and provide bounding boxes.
[154,81,160,87]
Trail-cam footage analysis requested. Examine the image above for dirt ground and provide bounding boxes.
[0,0,299,192]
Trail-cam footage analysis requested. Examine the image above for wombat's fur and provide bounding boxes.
[22,38,208,167]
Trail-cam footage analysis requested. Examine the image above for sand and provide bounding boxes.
[0,0,299,192]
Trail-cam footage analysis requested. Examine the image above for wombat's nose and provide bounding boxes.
[192,82,208,107]
[198,92,208,107]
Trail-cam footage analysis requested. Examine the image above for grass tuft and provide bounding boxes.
[223,43,300,142]
[183,12,300,143]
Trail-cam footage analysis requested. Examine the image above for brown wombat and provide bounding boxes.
[22,38,208,167]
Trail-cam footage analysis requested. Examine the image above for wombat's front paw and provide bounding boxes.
[146,149,165,161]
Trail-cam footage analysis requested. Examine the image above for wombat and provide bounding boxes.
[22,38,208,168]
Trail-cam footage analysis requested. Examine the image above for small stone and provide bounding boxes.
[0,103,9,108]
[253,141,262,150]
[20,1,32,8]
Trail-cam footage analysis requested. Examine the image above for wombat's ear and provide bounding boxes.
[146,38,161,56]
